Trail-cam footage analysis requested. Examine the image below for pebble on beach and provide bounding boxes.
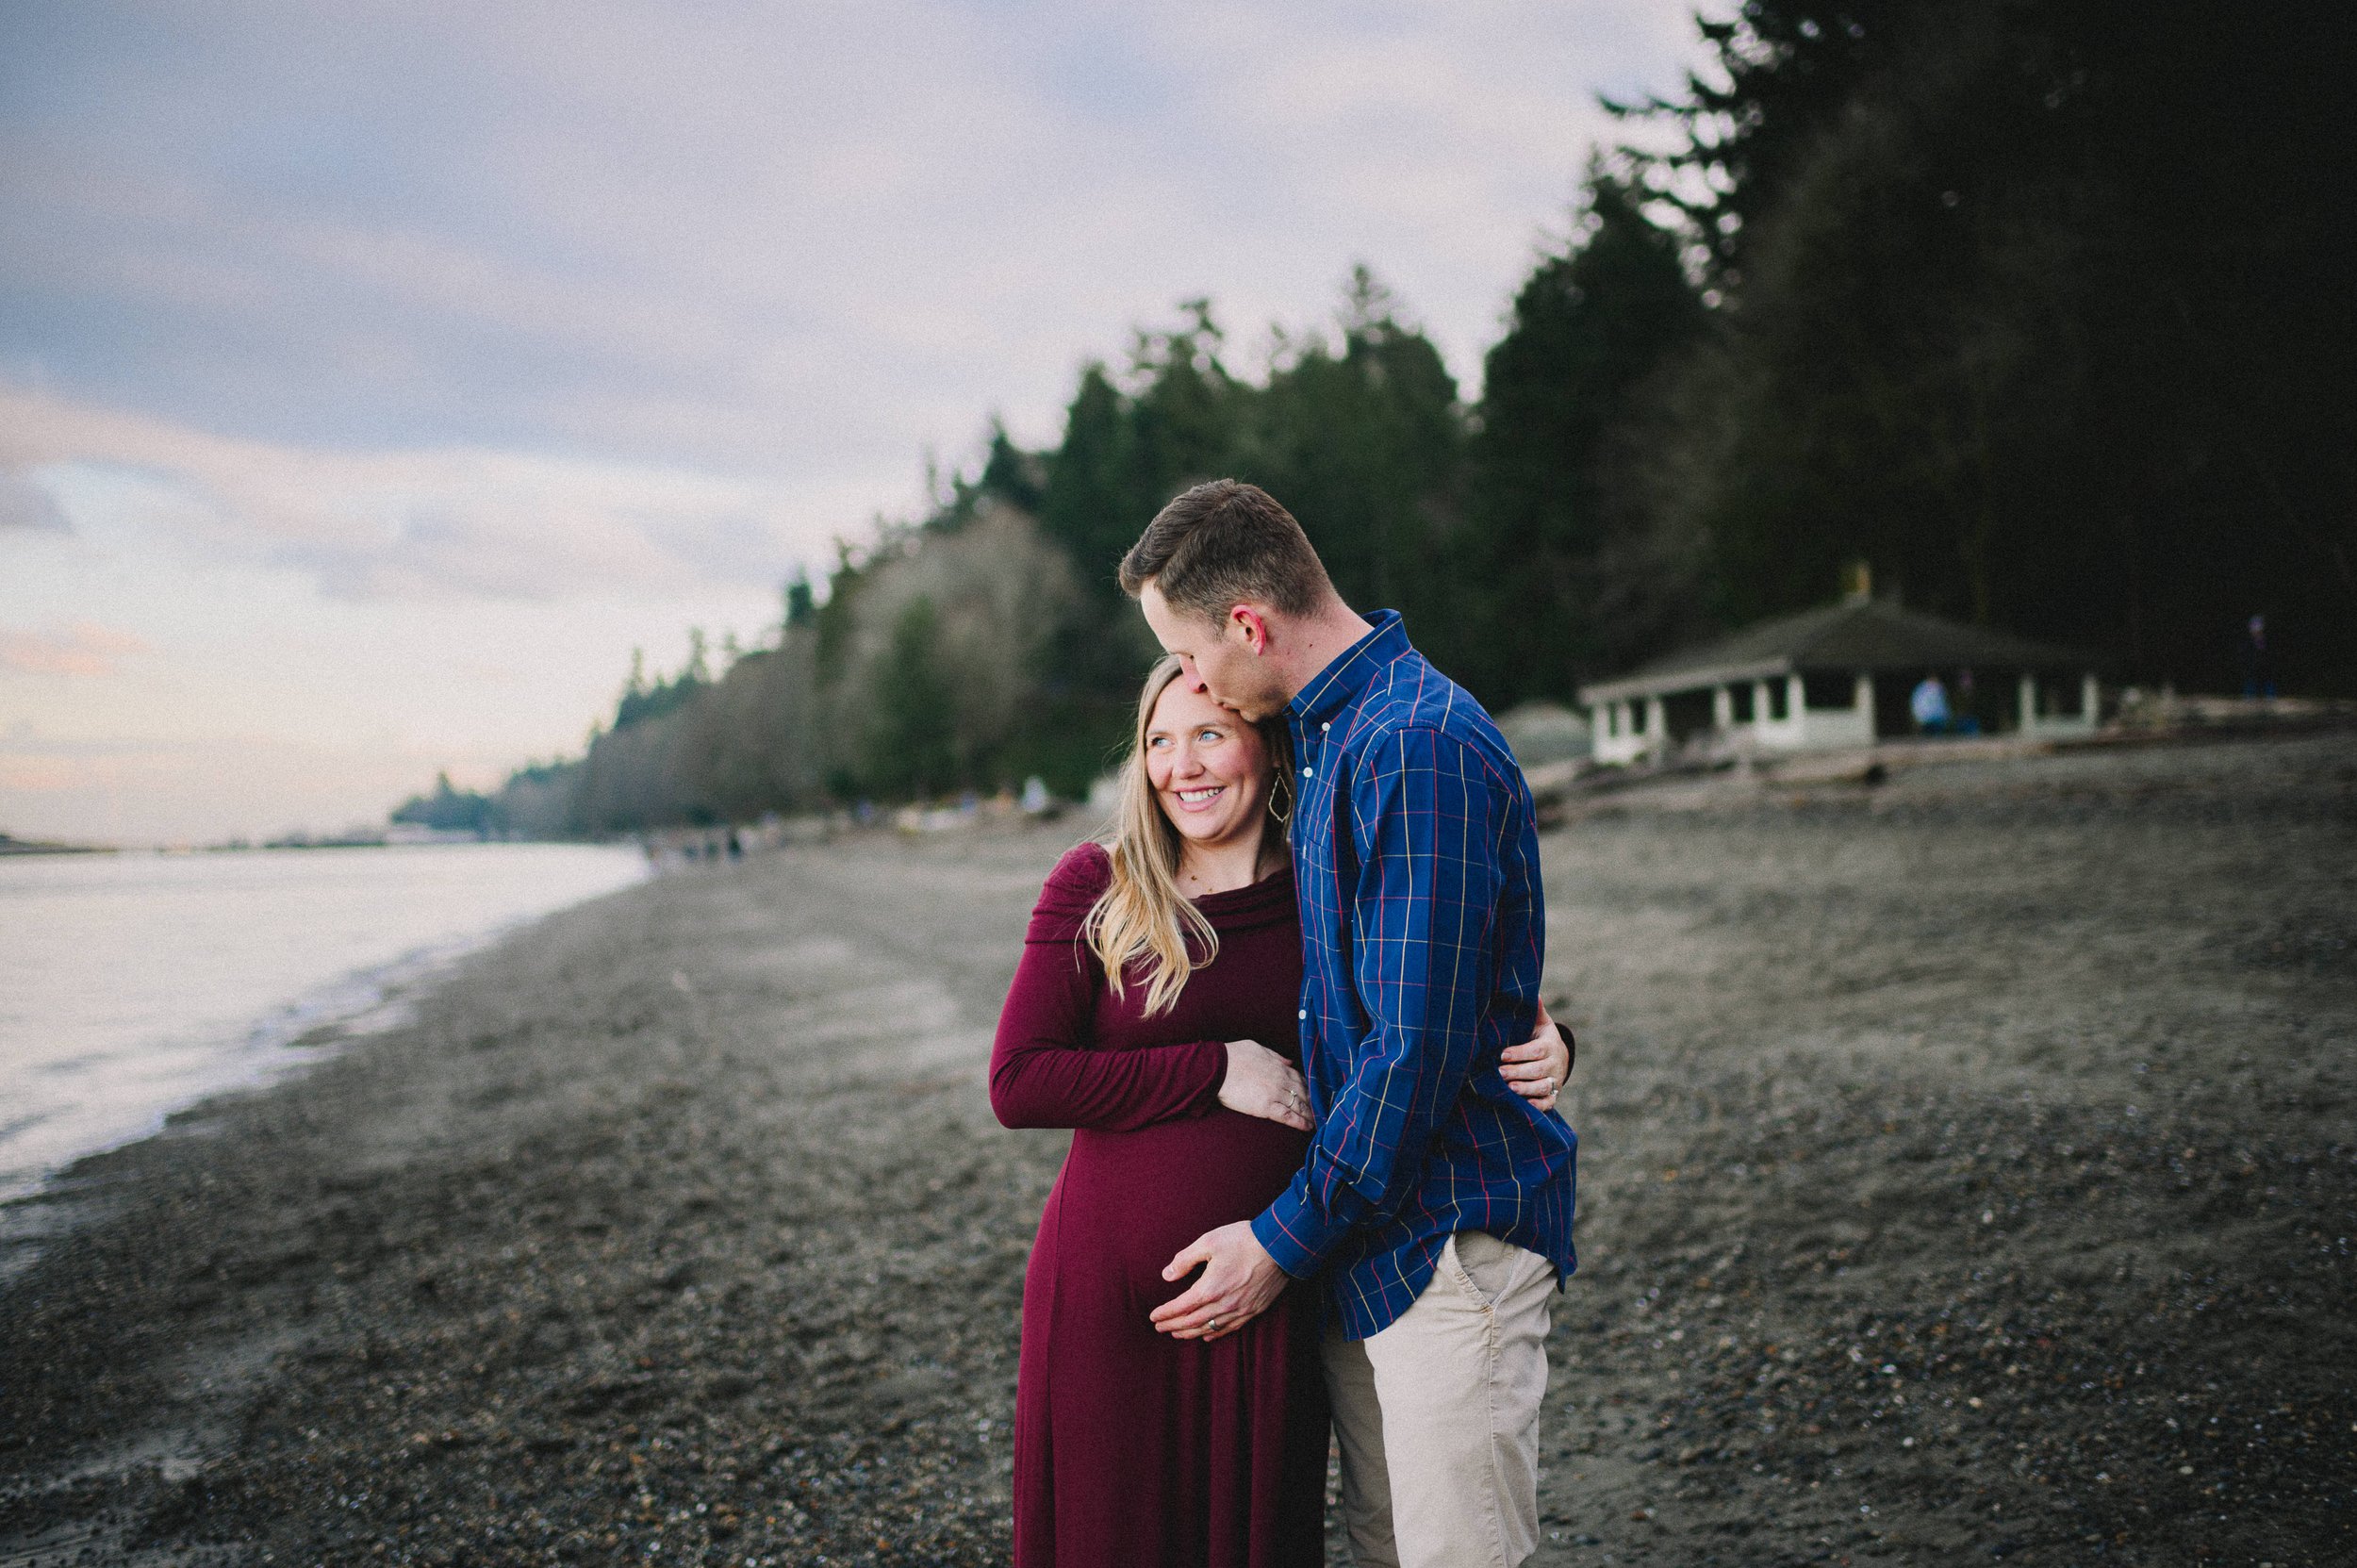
[3,731,2354,1565]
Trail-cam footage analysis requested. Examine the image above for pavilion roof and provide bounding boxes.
[1579,597,2099,703]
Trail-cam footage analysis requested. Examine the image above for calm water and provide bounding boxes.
[0,843,647,1203]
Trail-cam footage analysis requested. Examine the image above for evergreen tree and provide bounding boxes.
[1124,300,1243,516]
[1239,269,1465,653]
[1624,0,2355,690]
[863,597,955,800]
[1461,174,1706,702]
[426,8,2357,847]
[783,569,816,629]
[388,770,493,834]
[1613,0,1912,287]
[975,420,1048,516]
[1039,363,1135,604]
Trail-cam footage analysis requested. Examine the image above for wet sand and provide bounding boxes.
[3,730,2352,1566]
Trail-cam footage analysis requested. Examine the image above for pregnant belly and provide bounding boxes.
[1053,1111,1311,1312]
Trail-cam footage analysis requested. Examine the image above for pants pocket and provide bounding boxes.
[1443,1230,1511,1311]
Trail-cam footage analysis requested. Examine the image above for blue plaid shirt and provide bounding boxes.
[1250,611,1578,1339]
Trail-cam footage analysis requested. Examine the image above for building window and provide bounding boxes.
[1803,673,1855,711]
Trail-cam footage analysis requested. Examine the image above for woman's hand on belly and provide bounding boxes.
[1217,1038,1313,1131]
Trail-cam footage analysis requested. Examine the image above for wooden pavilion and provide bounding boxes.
[1579,595,2103,767]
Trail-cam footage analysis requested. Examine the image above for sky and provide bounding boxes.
[0,0,1705,846]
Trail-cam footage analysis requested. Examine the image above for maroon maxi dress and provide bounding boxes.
[990,843,1327,1568]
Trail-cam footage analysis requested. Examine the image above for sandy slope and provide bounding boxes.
[2,730,2351,1566]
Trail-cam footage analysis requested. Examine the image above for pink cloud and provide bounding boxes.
[0,622,154,678]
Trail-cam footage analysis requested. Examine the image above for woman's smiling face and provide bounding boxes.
[1144,677,1273,853]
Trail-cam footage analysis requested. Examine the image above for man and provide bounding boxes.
[2241,614,2275,700]
[1123,480,1577,1568]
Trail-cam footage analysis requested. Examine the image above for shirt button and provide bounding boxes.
[1321,721,1331,731]
[1297,1009,1308,1020]
[1302,766,1313,778]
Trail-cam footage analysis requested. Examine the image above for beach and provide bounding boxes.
[3,730,2352,1566]
[0,842,649,1209]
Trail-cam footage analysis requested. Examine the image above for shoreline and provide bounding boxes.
[3,734,2352,1565]
[0,838,116,857]
[0,931,479,1223]
[0,842,648,1216]
[0,827,1064,1565]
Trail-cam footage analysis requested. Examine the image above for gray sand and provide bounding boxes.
[3,729,2352,1566]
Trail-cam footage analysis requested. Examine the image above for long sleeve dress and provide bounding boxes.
[991,842,1327,1568]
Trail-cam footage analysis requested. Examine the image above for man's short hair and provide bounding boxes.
[1118,480,1332,621]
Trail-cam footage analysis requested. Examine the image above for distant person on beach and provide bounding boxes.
[2242,614,2276,699]
[1911,673,1952,735]
[1123,480,1578,1568]
[990,653,1570,1567]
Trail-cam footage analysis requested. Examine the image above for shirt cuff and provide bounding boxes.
[1252,1180,1349,1279]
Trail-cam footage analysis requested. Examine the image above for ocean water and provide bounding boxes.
[0,842,648,1204]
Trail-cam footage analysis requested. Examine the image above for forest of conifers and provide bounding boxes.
[412,0,2353,836]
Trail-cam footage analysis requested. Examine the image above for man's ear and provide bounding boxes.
[1227,604,1270,655]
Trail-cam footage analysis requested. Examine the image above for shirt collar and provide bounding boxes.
[1289,609,1409,731]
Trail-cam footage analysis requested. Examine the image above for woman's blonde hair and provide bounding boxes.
[1085,655,1291,1015]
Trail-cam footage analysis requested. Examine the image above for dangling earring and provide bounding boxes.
[1267,767,1293,825]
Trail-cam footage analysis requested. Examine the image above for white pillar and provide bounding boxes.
[2019,673,2039,734]
[2081,672,2101,727]
[1854,671,1875,741]
[1786,674,1805,741]
[1713,685,1734,730]
[1645,696,1667,751]
[1755,680,1773,731]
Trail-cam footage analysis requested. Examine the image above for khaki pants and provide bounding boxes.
[1324,1230,1555,1568]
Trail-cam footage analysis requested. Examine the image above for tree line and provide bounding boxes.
[402,0,2350,838]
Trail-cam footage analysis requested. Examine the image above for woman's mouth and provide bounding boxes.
[1176,785,1226,809]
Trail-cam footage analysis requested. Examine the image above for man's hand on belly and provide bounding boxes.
[1150,1221,1288,1344]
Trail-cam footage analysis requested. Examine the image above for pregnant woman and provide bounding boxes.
[991,656,1569,1566]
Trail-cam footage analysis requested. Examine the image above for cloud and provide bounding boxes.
[0,472,68,530]
[0,382,864,602]
[0,1,1699,474]
[0,620,153,677]
[0,755,81,793]
[0,726,528,845]
[0,1,1706,843]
